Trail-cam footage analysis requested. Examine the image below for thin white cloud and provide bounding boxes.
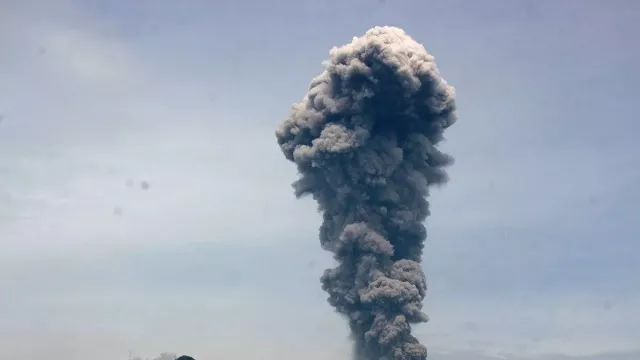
[0,1,317,258]
[39,27,140,90]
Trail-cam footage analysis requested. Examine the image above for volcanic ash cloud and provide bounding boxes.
[275,26,458,360]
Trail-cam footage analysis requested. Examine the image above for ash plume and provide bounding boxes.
[275,26,457,360]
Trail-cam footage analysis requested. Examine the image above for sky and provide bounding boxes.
[1,0,639,359]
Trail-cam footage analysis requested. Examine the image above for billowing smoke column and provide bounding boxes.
[275,26,457,360]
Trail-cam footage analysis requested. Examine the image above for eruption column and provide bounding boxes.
[276,26,457,360]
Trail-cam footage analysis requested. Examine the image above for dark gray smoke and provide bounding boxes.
[275,26,457,360]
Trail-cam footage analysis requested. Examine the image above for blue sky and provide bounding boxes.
[1,1,639,359]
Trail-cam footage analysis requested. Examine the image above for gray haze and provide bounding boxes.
[276,27,456,360]
[3,1,639,359]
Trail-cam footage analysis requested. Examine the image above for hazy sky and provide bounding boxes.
[1,1,639,359]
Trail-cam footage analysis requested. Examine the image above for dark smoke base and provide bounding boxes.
[276,26,457,360]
